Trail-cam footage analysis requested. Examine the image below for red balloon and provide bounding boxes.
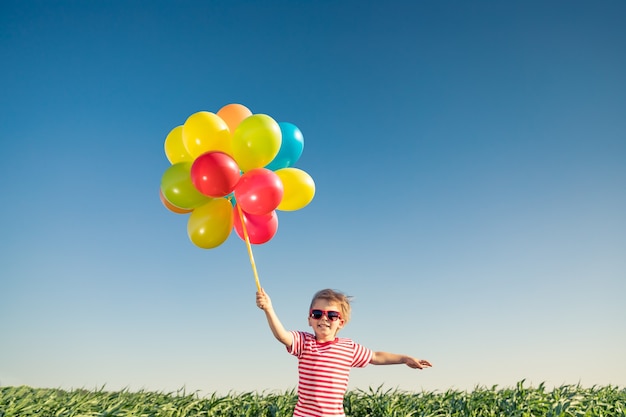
[190,151,241,198]
[233,206,278,244]
[234,168,284,215]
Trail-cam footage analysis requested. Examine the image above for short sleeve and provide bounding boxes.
[287,330,304,356]
[352,342,373,368]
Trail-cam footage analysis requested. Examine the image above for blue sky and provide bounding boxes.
[1,0,625,395]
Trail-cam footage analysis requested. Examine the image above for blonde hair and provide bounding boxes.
[309,289,353,324]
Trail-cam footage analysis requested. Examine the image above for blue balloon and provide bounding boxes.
[265,122,304,171]
[225,192,237,207]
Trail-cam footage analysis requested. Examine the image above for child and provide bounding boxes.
[256,287,432,417]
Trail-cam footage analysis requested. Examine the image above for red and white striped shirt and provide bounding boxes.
[288,331,373,417]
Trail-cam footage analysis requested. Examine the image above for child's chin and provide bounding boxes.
[315,328,333,337]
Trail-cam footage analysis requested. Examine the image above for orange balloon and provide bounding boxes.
[217,103,252,134]
[159,188,193,214]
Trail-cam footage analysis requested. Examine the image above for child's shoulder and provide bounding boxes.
[293,330,315,341]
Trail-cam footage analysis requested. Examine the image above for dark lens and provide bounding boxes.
[311,310,323,319]
[327,311,341,321]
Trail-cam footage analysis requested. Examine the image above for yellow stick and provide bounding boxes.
[236,203,261,291]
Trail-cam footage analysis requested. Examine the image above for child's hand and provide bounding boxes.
[256,288,272,311]
[405,357,432,369]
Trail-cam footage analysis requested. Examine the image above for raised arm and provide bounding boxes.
[256,288,293,348]
[370,351,432,369]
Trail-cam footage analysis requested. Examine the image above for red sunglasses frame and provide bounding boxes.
[309,309,342,321]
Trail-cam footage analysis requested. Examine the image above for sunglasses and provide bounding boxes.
[309,309,342,321]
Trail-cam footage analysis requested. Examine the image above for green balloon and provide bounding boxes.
[232,114,282,172]
[160,162,210,210]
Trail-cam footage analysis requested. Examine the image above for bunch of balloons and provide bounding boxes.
[160,103,315,249]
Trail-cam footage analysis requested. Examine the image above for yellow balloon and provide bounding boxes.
[164,125,192,164]
[232,114,281,172]
[187,198,233,249]
[276,168,315,211]
[182,111,232,158]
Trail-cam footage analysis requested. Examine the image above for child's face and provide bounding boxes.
[308,299,345,342]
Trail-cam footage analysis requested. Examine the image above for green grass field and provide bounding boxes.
[1,381,624,416]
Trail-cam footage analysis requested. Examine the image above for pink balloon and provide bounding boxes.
[234,168,284,215]
[233,206,278,244]
[190,151,241,198]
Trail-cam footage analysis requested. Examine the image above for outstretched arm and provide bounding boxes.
[256,288,293,348]
[370,351,432,369]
